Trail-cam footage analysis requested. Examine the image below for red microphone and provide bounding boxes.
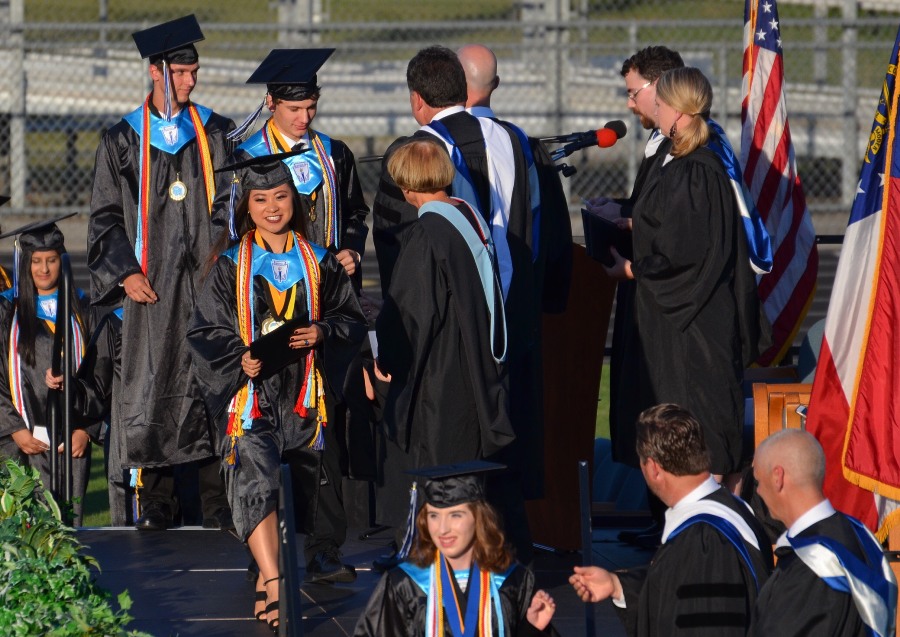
[551,121,627,161]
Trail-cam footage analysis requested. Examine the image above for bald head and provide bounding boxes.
[457,44,499,107]
[756,429,825,489]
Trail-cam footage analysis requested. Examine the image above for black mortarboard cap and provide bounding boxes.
[247,49,334,101]
[408,460,505,509]
[216,150,310,191]
[0,212,75,297]
[132,15,203,65]
[0,212,76,246]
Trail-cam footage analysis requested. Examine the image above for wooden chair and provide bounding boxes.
[752,382,812,449]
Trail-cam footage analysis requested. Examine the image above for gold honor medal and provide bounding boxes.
[169,180,187,201]
[261,315,284,336]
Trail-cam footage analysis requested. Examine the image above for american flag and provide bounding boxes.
[806,25,900,541]
[741,0,818,366]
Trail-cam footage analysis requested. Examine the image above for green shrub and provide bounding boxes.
[0,459,150,636]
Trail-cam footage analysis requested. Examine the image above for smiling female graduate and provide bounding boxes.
[187,152,365,632]
[354,461,559,637]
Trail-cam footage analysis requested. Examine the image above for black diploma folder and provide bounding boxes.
[249,316,310,380]
[581,207,632,267]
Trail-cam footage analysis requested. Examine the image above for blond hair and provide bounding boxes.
[656,67,712,157]
[387,139,455,192]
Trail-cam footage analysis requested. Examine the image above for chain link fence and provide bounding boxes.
[1,0,898,236]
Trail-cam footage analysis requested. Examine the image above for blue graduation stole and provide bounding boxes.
[787,516,897,637]
[425,119,486,216]
[123,103,213,155]
[668,512,761,591]
[706,118,773,274]
[419,199,507,363]
[222,240,327,292]
[502,122,541,262]
[236,127,332,196]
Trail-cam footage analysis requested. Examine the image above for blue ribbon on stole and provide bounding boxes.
[441,558,481,637]
[668,512,761,591]
[425,119,485,215]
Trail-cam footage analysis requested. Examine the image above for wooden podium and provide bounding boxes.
[525,244,617,549]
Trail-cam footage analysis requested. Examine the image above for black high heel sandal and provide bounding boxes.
[264,576,280,634]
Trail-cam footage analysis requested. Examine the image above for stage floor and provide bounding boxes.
[78,525,653,636]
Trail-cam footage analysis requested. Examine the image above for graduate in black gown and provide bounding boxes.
[0,219,102,525]
[750,430,897,637]
[87,15,234,530]
[570,404,773,637]
[604,67,760,479]
[187,153,365,632]
[373,139,514,548]
[355,461,558,636]
[220,48,370,582]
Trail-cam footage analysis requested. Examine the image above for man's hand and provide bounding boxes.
[11,429,50,455]
[602,247,633,281]
[526,589,556,630]
[569,566,623,603]
[123,273,158,304]
[335,249,360,276]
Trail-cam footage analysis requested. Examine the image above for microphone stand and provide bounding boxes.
[47,253,75,524]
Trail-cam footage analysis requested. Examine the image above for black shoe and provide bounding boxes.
[135,504,170,531]
[372,551,401,573]
[305,551,357,584]
[618,522,661,545]
[202,507,235,530]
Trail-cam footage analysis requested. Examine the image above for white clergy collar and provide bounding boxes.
[670,475,720,511]
[775,498,835,550]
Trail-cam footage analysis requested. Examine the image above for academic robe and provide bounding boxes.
[354,560,557,636]
[87,101,235,468]
[375,203,514,530]
[609,134,671,468]
[631,147,757,475]
[0,289,104,523]
[749,513,874,637]
[617,487,773,637]
[187,237,365,540]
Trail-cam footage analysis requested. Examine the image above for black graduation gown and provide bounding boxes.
[375,206,514,529]
[617,487,774,637]
[87,103,235,468]
[187,240,365,540]
[609,135,671,467]
[749,513,871,637]
[631,147,749,475]
[0,290,103,521]
[354,561,557,636]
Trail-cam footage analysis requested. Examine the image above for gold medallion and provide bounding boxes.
[261,315,284,335]
[169,180,187,201]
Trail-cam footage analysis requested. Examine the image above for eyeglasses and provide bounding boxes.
[626,81,652,102]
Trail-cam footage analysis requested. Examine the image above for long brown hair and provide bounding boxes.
[408,500,514,573]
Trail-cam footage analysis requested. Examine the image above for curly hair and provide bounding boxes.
[408,500,513,573]
[620,46,684,82]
